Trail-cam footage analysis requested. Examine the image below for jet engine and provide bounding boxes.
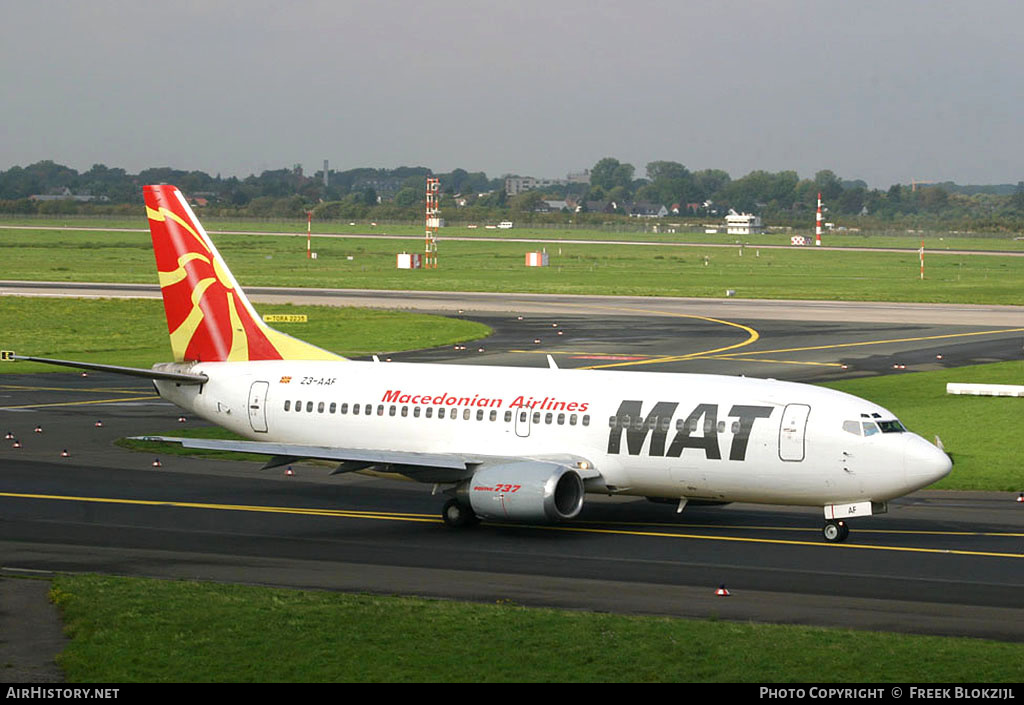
[458,461,585,523]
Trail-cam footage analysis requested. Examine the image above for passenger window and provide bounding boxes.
[582,415,590,426]
[490,410,497,421]
[425,407,432,418]
[557,413,565,425]
[284,400,291,411]
[438,408,446,419]
[463,408,471,421]
[364,404,371,415]
[570,414,577,426]
[476,409,484,421]
[377,405,384,416]
[341,403,348,414]
[401,406,408,417]
[306,402,313,413]
[389,406,396,416]
[353,404,360,415]
[504,410,512,422]
[317,402,324,413]
[843,420,861,436]
[532,412,540,424]
[545,413,553,424]
[329,402,336,414]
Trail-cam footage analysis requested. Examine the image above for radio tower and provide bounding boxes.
[425,177,440,268]
[815,192,823,247]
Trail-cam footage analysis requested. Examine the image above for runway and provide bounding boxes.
[1,295,1022,642]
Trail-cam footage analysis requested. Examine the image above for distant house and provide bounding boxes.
[629,202,669,218]
[29,187,99,202]
[725,209,764,235]
[538,200,569,213]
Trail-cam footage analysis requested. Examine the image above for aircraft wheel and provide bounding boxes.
[442,498,478,528]
[822,520,849,543]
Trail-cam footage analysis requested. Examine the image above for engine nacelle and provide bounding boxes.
[459,461,585,523]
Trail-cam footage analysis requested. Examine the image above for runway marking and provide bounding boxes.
[0,384,152,394]
[717,327,1024,359]
[511,326,1024,370]
[0,492,437,523]
[0,395,160,410]
[3,491,1021,558]
[520,302,761,371]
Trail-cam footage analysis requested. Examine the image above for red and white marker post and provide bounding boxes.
[816,192,823,247]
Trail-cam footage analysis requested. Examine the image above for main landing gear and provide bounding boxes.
[442,498,480,528]
[822,520,850,543]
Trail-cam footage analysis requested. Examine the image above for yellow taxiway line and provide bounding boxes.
[2,491,1020,559]
[0,395,160,410]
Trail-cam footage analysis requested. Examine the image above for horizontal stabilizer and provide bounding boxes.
[10,355,208,384]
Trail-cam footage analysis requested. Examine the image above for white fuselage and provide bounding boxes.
[155,360,951,508]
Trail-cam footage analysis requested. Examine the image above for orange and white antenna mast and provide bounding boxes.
[815,192,823,247]
[425,177,440,269]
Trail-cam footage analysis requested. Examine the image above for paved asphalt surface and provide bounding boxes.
[1,292,1022,682]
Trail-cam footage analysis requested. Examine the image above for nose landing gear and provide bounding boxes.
[822,520,850,543]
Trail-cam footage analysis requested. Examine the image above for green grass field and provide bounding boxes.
[2,227,1023,304]
[0,297,491,373]
[48,574,1023,683]
[5,215,1024,251]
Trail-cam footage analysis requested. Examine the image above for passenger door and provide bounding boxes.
[248,381,270,433]
[779,403,810,461]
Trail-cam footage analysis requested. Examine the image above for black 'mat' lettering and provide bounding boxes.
[666,403,720,459]
[727,405,773,460]
[607,400,678,455]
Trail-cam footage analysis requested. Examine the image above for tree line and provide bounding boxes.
[1,158,1022,231]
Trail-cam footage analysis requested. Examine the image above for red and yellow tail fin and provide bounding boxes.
[144,184,344,363]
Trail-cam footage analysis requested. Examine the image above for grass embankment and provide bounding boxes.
[49,574,1022,683]
[2,228,1023,304]
[0,297,491,373]
[5,215,1024,252]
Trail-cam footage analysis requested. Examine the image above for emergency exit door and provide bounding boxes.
[248,381,270,433]
[779,403,810,461]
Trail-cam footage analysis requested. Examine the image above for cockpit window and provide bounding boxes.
[862,421,880,436]
[877,420,906,433]
[842,420,861,436]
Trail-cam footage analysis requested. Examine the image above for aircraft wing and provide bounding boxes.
[133,436,602,486]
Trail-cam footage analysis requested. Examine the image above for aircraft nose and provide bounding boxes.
[904,435,953,489]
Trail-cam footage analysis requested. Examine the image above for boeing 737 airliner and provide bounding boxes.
[12,185,952,542]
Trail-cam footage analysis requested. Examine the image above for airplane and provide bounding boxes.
[9,184,953,543]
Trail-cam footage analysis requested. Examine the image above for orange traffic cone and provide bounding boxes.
[60,449,70,457]
[716,585,731,597]
[34,425,43,434]
[152,458,162,468]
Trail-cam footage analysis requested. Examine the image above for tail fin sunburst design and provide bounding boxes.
[144,184,344,363]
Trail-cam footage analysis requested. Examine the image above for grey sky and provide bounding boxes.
[2,0,1021,188]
